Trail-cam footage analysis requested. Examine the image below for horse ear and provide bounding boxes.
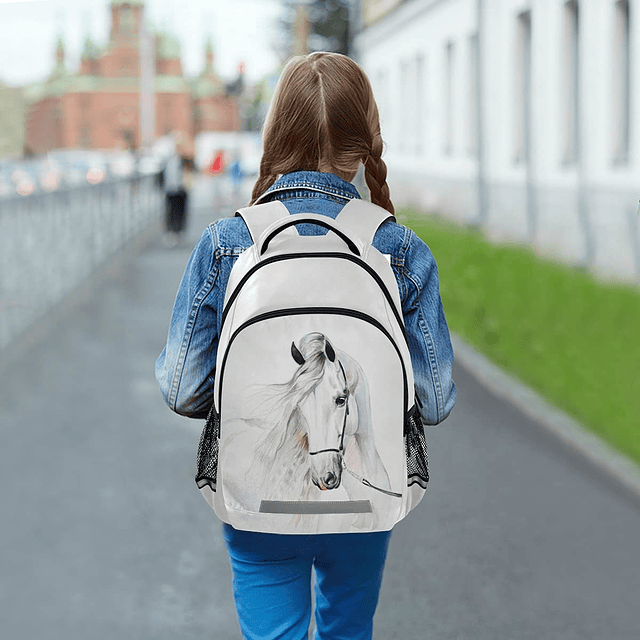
[324,338,336,362]
[291,341,306,365]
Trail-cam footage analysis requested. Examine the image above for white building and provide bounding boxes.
[353,0,640,283]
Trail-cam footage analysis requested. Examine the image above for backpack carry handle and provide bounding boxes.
[259,214,362,256]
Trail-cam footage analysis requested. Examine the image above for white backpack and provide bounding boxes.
[195,198,430,533]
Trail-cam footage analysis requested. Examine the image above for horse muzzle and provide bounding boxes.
[313,469,342,491]
[311,453,343,490]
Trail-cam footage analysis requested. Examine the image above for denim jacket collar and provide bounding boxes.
[254,171,361,204]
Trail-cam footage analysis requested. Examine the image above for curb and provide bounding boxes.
[451,332,640,501]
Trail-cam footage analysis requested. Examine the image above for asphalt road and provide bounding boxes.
[1,175,639,639]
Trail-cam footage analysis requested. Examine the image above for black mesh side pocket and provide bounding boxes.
[195,404,219,492]
[404,404,429,488]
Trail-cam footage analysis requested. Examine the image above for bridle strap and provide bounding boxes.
[306,360,402,499]
[336,362,402,497]
[338,361,349,452]
[343,464,402,498]
[308,361,350,457]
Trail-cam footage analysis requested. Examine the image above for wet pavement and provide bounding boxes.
[2,175,639,639]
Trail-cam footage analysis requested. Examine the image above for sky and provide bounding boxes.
[0,0,284,87]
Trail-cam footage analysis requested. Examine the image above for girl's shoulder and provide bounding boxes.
[373,217,432,262]
[205,207,434,271]
[207,215,253,252]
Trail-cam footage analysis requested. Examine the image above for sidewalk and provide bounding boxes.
[1,175,639,640]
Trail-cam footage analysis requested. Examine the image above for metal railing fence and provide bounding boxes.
[0,175,163,352]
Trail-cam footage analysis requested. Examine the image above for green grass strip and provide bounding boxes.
[398,208,640,467]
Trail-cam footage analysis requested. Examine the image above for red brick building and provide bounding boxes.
[25,0,240,155]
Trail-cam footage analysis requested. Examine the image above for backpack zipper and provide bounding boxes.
[220,252,409,348]
[217,306,409,434]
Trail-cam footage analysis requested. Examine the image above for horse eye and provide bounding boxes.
[335,395,347,407]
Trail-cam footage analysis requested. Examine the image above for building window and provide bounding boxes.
[53,107,63,148]
[414,53,424,155]
[162,97,172,136]
[562,0,579,165]
[376,69,389,138]
[444,40,454,156]
[120,6,134,33]
[399,55,423,156]
[122,129,134,150]
[468,32,479,157]
[80,125,91,149]
[78,94,91,149]
[613,0,630,165]
[194,105,201,134]
[399,59,409,153]
[514,12,531,164]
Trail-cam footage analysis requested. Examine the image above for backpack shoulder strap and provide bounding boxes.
[335,198,394,248]
[236,200,292,244]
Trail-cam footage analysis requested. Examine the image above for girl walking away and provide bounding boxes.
[162,145,192,247]
[156,52,456,640]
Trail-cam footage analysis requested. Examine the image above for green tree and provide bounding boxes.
[307,0,350,55]
[275,0,351,60]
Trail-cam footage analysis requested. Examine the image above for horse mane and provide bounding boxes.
[250,333,331,469]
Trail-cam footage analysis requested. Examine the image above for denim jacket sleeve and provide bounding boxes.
[155,224,223,419]
[396,227,456,425]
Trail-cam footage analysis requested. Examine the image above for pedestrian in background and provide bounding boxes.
[162,145,190,247]
[156,51,456,639]
[228,152,244,196]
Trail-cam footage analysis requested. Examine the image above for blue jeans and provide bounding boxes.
[222,523,393,640]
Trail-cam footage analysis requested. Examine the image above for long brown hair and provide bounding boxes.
[250,52,394,215]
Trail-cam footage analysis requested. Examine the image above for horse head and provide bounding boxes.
[291,333,350,491]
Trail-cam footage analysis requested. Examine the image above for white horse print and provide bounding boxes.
[220,332,401,531]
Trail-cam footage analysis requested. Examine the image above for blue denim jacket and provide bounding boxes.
[155,171,456,424]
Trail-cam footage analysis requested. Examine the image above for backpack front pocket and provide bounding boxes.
[216,309,407,533]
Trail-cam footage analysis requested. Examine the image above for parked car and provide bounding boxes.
[137,153,163,176]
[11,164,38,197]
[47,151,91,188]
[38,159,63,192]
[84,153,109,185]
[108,151,135,177]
